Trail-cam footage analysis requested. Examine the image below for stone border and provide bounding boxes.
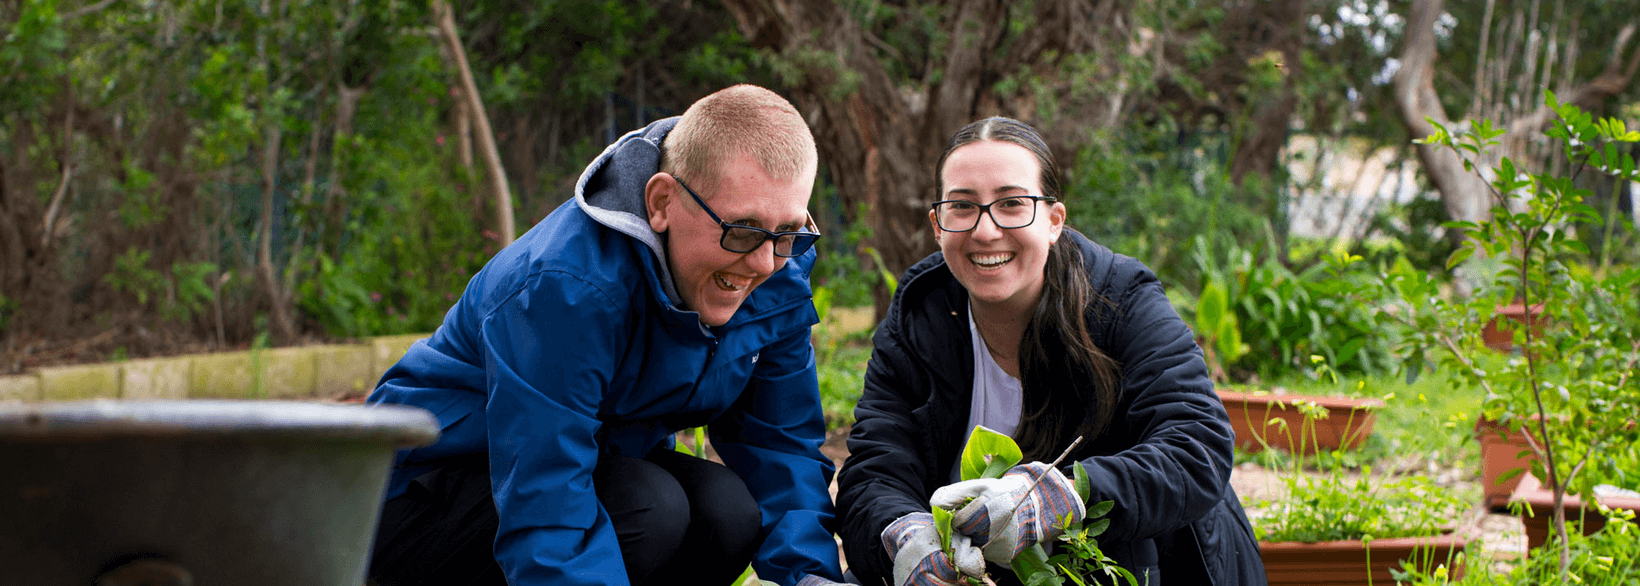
[0,306,879,404]
[0,334,429,403]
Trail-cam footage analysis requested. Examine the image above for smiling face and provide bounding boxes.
[646,152,815,327]
[932,140,1065,314]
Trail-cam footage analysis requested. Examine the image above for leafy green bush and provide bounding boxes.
[103,248,220,324]
[292,39,491,338]
[810,202,881,309]
[814,326,871,431]
[1176,235,1393,382]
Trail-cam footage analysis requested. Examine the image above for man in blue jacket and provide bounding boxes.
[367,85,843,586]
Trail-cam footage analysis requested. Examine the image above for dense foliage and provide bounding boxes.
[2,0,1637,389]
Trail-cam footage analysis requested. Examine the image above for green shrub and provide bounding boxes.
[1177,235,1393,382]
[104,248,220,325]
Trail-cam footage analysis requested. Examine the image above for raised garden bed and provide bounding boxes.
[1260,533,1467,586]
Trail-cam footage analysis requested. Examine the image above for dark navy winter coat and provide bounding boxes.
[836,230,1265,586]
[369,118,841,586]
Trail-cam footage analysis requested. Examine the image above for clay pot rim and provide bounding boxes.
[1217,389,1385,410]
[1259,531,1467,552]
[1511,471,1640,511]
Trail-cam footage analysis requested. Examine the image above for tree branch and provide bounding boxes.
[62,0,120,20]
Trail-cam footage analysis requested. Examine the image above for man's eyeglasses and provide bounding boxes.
[674,176,822,258]
[931,195,1057,232]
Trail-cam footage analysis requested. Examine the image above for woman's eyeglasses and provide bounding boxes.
[930,195,1056,232]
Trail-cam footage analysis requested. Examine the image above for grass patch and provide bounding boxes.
[815,324,874,431]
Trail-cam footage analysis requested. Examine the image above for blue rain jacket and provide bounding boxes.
[369,118,841,586]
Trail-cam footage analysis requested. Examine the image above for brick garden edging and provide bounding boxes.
[0,334,428,402]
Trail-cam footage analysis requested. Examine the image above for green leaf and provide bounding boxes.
[1057,564,1089,586]
[1084,518,1111,538]
[1197,280,1228,333]
[933,506,954,551]
[1073,462,1092,502]
[812,285,834,324]
[1010,544,1060,586]
[982,454,1015,480]
[1445,245,1475,271]
[1088,498,1114,518]
[961,425,1024,481]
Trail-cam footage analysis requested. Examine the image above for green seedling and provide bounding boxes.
[936,428,1136,585]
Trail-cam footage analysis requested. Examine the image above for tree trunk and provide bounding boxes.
[257,125,297,344]
[323,82,365,256]
[1226,0,1306,185]
[455,87,474,171]
[434,0,514,247]
[721,0,1019,318]
[1396,0,1640,228]
[1394,0,1503,226]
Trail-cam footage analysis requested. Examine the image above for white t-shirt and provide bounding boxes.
[955,305,1024,482]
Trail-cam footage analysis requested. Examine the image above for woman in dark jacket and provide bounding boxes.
[836,117,1265,586]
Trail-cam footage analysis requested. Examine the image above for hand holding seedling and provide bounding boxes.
[881,511,986,586]
[932,440,1086,564]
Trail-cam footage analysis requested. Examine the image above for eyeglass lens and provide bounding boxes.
[721,226,819,257]
[935,196,1041,231]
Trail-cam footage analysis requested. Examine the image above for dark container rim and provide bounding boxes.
[0,399,439,447]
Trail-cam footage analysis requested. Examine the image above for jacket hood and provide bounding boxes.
[573,117,681,302]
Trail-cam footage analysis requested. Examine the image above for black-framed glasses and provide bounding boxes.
[931,195,1057,232]
[674,176,822,257]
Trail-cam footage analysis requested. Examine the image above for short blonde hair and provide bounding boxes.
[663,85,817,192]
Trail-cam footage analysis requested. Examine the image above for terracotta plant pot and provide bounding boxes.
[1510,472,1640,550]
[1218,390,1383,454]
[1481,303,1545,352]
[1474,416,1540,511]
[1260,533,1467,586]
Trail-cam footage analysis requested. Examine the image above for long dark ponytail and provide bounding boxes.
[935,117,1123,461]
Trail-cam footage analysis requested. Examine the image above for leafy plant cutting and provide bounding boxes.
[929,426,1137,586]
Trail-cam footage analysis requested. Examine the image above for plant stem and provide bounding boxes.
[997,436,1085,528]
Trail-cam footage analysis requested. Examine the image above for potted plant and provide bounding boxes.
[1473,415,1538,511]
[1510,471,1640,551]
[1479,302,1545,352]
[1218,387,1383,454]
[1245,388,1470,586]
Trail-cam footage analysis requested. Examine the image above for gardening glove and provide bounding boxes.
[929,461,1086,565]
[881,512,986,586]
[795,575,851,586]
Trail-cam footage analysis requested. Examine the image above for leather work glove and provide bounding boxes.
[928,462,1086,564]
[880,512,986,586]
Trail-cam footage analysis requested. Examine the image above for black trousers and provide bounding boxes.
[368,448,764,586]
